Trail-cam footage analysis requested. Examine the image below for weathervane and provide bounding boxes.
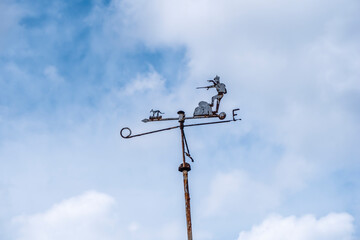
[120,75,241,240]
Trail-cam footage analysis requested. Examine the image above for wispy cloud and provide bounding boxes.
[123,68,165,95]
[237,213,354,240]
[13,191,120,240]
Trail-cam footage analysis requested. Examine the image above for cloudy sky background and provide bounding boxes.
[0,0,359,239]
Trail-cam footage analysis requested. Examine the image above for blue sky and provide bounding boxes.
[0,0,360,239]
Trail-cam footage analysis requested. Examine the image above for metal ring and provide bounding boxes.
[120,127,132,138]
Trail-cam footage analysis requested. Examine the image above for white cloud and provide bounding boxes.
[123,68,165,95]
[202,155,314,217]
[202,170,280,217]
[10,189,185,240]
[237,213,354,240]
[13,191,121,240]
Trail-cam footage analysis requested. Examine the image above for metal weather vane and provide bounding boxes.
[120,75,241,240]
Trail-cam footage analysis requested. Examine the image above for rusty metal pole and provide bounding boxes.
[182,167,193,240]
[177,111,193,240]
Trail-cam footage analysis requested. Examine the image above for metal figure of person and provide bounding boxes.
[197,75,227,113]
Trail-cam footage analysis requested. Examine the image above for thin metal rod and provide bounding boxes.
[182,130,194,162]
[180,121,193,240]
[180,122,186,166]
[121,125,179,138]
[184,119,233,127]
[121,119,237,139]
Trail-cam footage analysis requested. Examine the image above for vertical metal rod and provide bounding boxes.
[178,111,193,240]
[182,169,193,240]
[180,121,186,167]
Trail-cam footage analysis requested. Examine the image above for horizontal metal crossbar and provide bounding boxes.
[120,118,240,139]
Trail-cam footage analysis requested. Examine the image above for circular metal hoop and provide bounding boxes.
[120,127,132,138]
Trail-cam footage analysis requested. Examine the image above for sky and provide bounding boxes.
[0,0,359,239]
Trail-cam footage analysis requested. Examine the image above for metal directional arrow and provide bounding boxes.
[120,75,241,240]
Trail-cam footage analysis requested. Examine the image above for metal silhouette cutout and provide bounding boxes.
[196,75,227,115]
[149,109,164,120]
[120,75,240,240]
